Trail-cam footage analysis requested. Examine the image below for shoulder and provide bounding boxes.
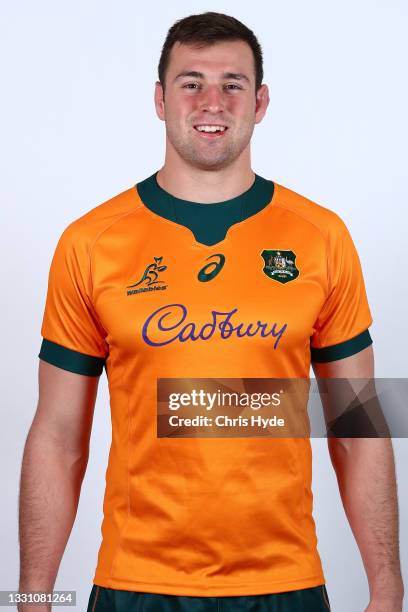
[273,182,349,240]
[55,186,142,253]
[62,185,141,243]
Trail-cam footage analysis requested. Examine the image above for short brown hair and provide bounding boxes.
[158,12,264,94]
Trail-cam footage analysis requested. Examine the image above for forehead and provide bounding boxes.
[167,40,254,80]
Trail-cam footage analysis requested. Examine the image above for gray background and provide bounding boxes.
[1,1,407,610]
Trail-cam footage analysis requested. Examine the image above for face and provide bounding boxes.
[154,40,269,170]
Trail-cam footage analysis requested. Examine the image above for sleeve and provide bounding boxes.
[310,216,373,363]
[38,225,109,376]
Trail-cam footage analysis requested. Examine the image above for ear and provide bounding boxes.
[255,84,270,125]
[154,81,165,121]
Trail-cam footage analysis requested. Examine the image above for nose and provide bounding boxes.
[199,84,225,114]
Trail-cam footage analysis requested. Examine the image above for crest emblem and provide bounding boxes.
[127,256,167,288]
[126,256,168,296]
[261,250,299,284]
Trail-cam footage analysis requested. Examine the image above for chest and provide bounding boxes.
[90,219,328,366]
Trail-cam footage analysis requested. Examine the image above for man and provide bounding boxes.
[19,11,403,612]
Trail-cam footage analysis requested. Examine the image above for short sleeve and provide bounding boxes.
[38,225,108,376]
[311,216,373,362]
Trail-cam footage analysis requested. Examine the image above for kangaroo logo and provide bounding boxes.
[127,256,168,296]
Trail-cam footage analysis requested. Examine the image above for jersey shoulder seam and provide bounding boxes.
[56,187,143,311]
[87,194,145,298]
[273,194,331,295]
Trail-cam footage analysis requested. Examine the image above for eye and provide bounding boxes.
[224,83,243,90]
[182,82,243,91]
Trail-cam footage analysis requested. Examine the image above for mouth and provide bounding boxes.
[193,124,229,139]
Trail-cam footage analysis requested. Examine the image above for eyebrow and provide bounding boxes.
[173,70,250,84]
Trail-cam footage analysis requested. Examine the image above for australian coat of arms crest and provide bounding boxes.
[261,250,300,284]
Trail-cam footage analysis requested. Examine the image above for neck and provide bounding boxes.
[156,149,255,204]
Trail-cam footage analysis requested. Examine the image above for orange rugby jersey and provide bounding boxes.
[39,179,372,596]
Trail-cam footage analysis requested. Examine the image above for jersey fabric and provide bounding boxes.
[38,174,372,597]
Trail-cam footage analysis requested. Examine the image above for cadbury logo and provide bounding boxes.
[142,303,287,348]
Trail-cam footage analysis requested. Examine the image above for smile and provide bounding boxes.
[193,125,229,138]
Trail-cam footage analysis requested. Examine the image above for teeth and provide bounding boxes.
[196,125,226,133]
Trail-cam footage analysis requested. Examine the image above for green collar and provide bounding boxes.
[136,171,274,246]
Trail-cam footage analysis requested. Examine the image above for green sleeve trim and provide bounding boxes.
[311,329,372,363]
[38,338,105,376]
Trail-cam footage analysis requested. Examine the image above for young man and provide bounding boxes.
[19,12,403,612]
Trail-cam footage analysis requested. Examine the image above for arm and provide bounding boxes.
[18,360,100,611]
[312,346,404,612]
